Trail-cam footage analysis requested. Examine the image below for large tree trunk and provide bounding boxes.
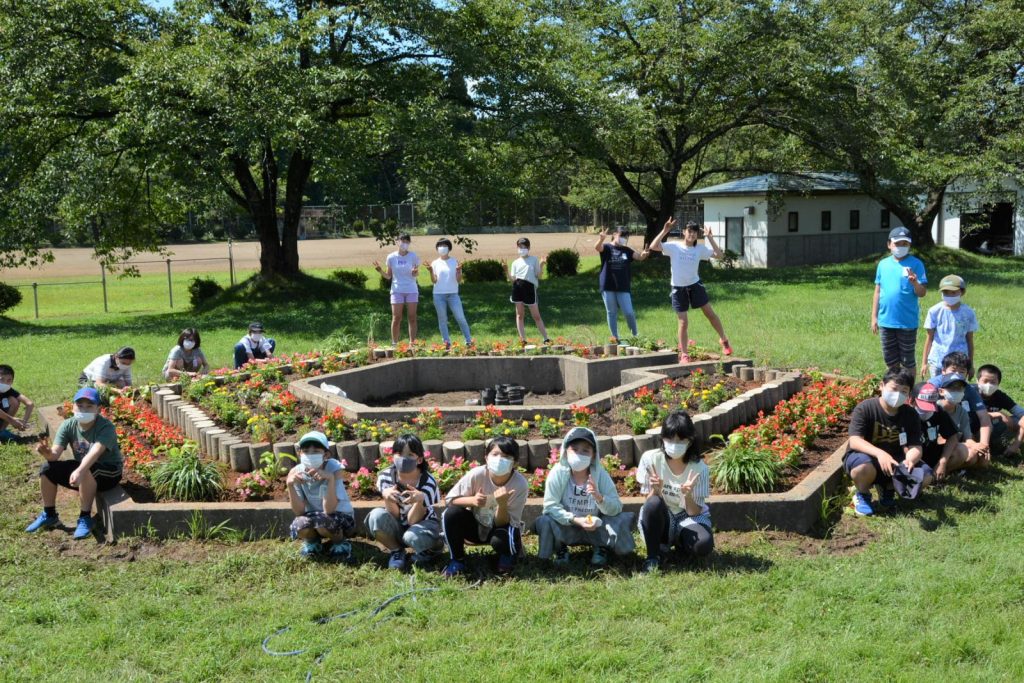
[280,149,314,275]
[889,187,944,248]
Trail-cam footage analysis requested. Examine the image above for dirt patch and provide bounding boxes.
[365,389,584,408]
[715,514,876,558]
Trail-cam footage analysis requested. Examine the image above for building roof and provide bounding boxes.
[690,172,862,196]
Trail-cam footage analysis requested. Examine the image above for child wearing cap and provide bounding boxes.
[286,431,355,558]
[912,382,969,480]
[932,371,988,470]
[843,368,932,515]
[932,351,992,464]
[233,322,276,368]
[974,364,1024,456]
[365,433,443,570]
[921,274,977,379]
[534,426,635,567]
[80,347,136,392]
[595,226,649,342]
[0,364,35,443]
[635,411,713,573]
[441,436,529,577]
[429,238,472,348]
[25,387,123,539]
[647,218,733,363]
[871,227,927,373]
[507,237,551,345]
[373,233,421,345]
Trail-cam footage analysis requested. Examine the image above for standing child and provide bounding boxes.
[921,274,977,379]
[595,227,648,342]
[871,226,928,373]
[0,364,35,442]
[286,431,355,558]
[374,233,420,345]
[508,237,551,345]
[429,238,472,348]
[647,219,733,363]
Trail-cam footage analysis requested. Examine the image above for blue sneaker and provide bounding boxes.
[851,492,874,516]
[642,557,661,574]
[25,511,59,533]
[553,546,570,566]
[327,541,351,560]
[496,553,515,575]
[411,550,434,567]
[73,516,95,540]
[388,549,408,570]
[590,546,609,567]
[877,487,897,510]
[300,540,323,557]
[441,559,467,578]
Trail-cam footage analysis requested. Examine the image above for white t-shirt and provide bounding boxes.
[237,335,274,357]
[431,257,460,295]
[82,354,133,386]
[661,242,713,288]
[510,255,541,287]
[289,459,354,516]
[636,449,710,516]
[386,251,420,294]
[560,477,599,517]
[446,465,529,531]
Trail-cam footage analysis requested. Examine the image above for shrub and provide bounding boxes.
[545,248,580,277]
[709,436,780,494]
[329,269,368,289]
[188,277,223,308]
[461,259,506,283]
[0,281,22,315]
[151,441,225,501]
[350,219,366,234]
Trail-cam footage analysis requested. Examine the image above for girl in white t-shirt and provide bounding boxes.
[429,238,472,347]
[635,410,713,573]
[373,233,421,345]
[507,237,551,345]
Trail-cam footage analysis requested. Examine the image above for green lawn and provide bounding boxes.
[1,247,1024,680]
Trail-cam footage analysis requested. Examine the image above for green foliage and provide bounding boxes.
[708,436,781,494]
[461,259,506,283]
[329,269,369,290]
[545,248,580,277]
[0,282,23,315]
[151,441,224,502]
[188,277,223,309]
[183,510,240,542]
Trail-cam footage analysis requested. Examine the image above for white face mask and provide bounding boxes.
[182,340,196,351]
[882,390,907,408]
[978,382,998,397]
[663,440,690,459]
[398,241,410,253]
[943,389,965,404]
[486,454,514,477]
[517,247,529,257]
[617,237,628,246]
[566,450,591,472]
[73,409,97,424]
[0,383,10,393]
[891,245,910,259]
[942,294,961,306]
[250,333,263,342]
[300,451,325,470]
[437,246,450,256]
[915,407,934,421]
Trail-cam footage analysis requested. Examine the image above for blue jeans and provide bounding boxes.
[433,293,471,344]
[601,290,638,340]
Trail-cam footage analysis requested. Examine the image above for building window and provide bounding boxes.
[881,209,890,230]
[725,217,744,256]
[821,211,831,232]
[788,212,799,233]
[850,209,860,230]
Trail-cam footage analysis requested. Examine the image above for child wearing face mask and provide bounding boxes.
[594,226,649,342]
[931,373,989,470]
[440,436,529,577]
[25,387,122,539]
[973,364,1024,456]
[365,434,442,570]
[508,237,551,345]
[233,322,276,369]
[844,367,931,516]
[0,364,35,443]
[429,238,472,348]
[374,233,421,345]
[80,346,135,391]
[871,227,928,374]
[163,327,210,380]
[912,382,968,481]
[635,411,712,573]
[921,274,977,379]
[286,431,355,558]
[534,426,635,567]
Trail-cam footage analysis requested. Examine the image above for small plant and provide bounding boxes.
[709,434,781,494]
[475,405,503,428]
[319,407,349,442]
[235,472,273,501]
[493,418,529,439]
[545,248,580,277]
[329,269,369,289]
[623,469,641,494]
[430,455,473,493]
[184,510,239,541]
[350,467,377,496]
[460,424,488,442]
[626,407,657,435]
[352,419,393,442]
[537,415,563,438]
[411,407,445,441]
[151,442,225,501]
[601,453,623,471]
[568,404,595,427]
[187,277,223,308]
[0,281,23,315]
[461,259,506,283]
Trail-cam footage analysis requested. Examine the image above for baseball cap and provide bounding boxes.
[296,431,330,450]
[892,462,926,499]
[912,382,940,412]
[248,321,265,333]
[888,227,912,243]
[933,372,967,389]
[939,274,966,292]
[73,387,100,404]
[562,426,597,451]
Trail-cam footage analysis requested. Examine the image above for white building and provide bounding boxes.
[689,173,1023,267]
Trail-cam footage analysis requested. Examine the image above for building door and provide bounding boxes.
[725,217,744,255]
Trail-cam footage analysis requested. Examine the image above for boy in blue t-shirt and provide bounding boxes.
[871,227,928,373]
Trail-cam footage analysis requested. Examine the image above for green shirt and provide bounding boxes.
[54,415,122,472]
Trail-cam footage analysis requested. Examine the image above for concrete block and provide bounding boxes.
[528,439,550,470]
[273,442,297,473]
[230,442,253,473]
[357,442,378,470]
[464,440,486,463]
[612,435,634,467]
[250,442,273,472]
[423,439,444,463]
[633,433,655,456]
[442,441,465,464]
[218,437,241,465]
[596,435,614,457]
[337,441,360,472]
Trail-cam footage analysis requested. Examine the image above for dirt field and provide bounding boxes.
[1,232,602,280]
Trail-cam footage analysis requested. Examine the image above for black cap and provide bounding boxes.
[248,321,264,333]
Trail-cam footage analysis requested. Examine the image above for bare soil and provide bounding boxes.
[365,389,584,408]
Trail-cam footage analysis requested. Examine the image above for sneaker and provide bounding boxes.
[73,516,96,540]
[496,553,515,575]
[851,491,874,516]
[552,546,570,566]
[543,338,552,345]
[328,540,352,560]
[441,559,466,578]
[300,540,323,557]
[642,557,661,574]
[590,546,609,567]
[25,511,59,533]
[411,550,434,567]
[388,549,408,570]
[720,339,733,356]
[877,487,897,510]
[444,341,451,351]
[678,352,691,364]
[519,339,527,348]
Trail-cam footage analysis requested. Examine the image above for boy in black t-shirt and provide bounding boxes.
[0,364,35,443]
[973,364,1024,456]
[912,382,966,480]
[844,368,932,515]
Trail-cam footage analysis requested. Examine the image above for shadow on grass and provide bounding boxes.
[902,464,1024,532]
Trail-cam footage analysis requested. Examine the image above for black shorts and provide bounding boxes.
[922,443,946,469]
[670,282,710,312]
[510,279,538,306]
[40,460,122,491]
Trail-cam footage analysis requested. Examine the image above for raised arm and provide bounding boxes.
[648,217,676,253]
[703,227,724,259]
[594,229,608,253]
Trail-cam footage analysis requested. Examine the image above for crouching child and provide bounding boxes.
[287,431,355,559]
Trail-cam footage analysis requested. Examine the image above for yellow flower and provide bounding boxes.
[504,429,511,435]
[662,403,669,409]
[534,414,542,421]
[522,421,530,428]
[640,409,647,416]
[548,417,556,423]
[558,421,565,427]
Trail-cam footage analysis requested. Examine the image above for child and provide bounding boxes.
[429,238,472,348]
[163,327,210,380]
[373,233,420,345]
[80,347,135,391]
[594,227,648,341]
[843,368,931,515]
[921,274,977,378]
[441,436,529,577]
[912,382,968,480]
[364,434,443,570]
[635,411,713,573]
[0,364,35,442]
[871,226,927,373]
[931,352,992,464]
[507,237,551,345]
[647,218,732,363]
[974,364,1024,456]
[932,372,987,469]
[233,321,276,369]
[534,426,635,566]
[25,387,122,539]
[286,431,355,558]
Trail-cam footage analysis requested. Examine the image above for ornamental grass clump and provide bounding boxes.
[709,434,781,494]
[151,441,225,501]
